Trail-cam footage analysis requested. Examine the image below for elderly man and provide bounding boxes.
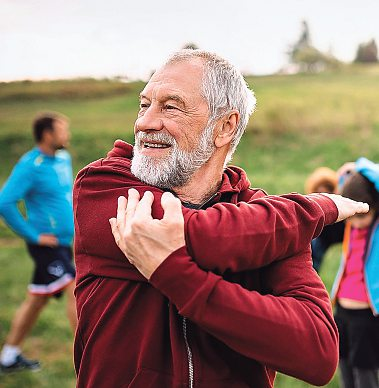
[74,50,368,387]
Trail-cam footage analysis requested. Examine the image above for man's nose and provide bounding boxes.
[135,106,164,132]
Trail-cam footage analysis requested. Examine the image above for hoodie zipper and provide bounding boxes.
[180,198,219,388]
[182,317,194,388]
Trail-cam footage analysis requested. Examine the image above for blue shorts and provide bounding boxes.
[26,244,75,298]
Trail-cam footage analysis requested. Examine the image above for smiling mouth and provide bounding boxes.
[142,141,171,149]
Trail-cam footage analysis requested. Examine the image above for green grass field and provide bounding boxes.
[1,64,379,387]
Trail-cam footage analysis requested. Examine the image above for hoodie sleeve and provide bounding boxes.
[150,246,338,386]
[184,193,338,273]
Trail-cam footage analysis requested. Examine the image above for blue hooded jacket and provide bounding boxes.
[0,147,74,246]
[331,157,379,315]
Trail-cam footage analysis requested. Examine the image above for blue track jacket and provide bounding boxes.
[0,147,74,246]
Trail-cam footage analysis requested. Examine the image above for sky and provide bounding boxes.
[1,0,378,82]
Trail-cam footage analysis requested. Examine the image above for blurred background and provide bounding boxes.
[1,0,379,387]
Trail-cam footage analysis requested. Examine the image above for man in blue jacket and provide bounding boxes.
[0,112,76,373]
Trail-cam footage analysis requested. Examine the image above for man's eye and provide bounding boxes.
[165,105,178,110]
[140,103,149,109]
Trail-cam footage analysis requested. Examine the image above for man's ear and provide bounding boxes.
[214,110,239,149]
[41,129,53,143]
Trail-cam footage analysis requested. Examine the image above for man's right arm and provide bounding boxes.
[0,161,39,243]
[148,246,338,386]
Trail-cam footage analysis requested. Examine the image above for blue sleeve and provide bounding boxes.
[355,157,379,192]
[0,160,39,243]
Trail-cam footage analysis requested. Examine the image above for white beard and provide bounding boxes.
[131,125,215,189]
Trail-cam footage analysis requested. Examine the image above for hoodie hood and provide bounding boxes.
[107,139,133,159]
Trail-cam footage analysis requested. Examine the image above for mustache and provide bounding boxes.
[135,131,176,146]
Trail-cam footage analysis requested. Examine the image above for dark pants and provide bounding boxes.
[335,304,379,388]
[339,359,378,388]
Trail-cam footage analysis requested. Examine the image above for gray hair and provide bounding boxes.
[164,49,256,163]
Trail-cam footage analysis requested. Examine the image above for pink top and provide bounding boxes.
[337,227,369,303]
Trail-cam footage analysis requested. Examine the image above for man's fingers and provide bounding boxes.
[109,218,121,246]
[117,196,128,230]
[353,201,370,214]
[323,193,370,222]
[337,199,369,222]
[38,234,58,247]
[125,188,141,224]
[161,192,184,223]
[134,191,154,220]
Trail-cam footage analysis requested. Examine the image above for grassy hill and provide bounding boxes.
[0,65,379,387]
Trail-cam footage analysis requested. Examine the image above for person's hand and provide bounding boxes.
[109,188,185,279]
[320,193,369,222]
[38,233,58,247]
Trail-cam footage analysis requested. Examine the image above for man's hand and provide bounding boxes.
[38,233,58,247]
[109,188,185,279]
[320,193,369,222]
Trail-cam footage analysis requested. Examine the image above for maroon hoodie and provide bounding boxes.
[74,140,338,387]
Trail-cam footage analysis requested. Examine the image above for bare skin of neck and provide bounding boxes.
[173,150,226,206]
[38,142,55,156]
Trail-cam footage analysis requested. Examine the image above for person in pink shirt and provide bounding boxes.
[332,158,379,388]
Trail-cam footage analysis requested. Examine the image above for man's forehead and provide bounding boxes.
[54,119,69,128]
[140,86,191,102]
[141,60,204,99]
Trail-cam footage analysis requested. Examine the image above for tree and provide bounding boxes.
[354,39,378,63]
[296,20,311,50]
[288,20,341,73]
[182,42,199,50]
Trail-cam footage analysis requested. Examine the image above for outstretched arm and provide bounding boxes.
[109,188,368,278]
[109,189,368,279]
[185,192,359,273]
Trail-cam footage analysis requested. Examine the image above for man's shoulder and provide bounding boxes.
[248,187,267,197]
[222,165,268,201]
[74,156,134,190]
[75,158,105,182]
[239,187,267,202]
[17,148,41,169]
[75,139,132,181]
